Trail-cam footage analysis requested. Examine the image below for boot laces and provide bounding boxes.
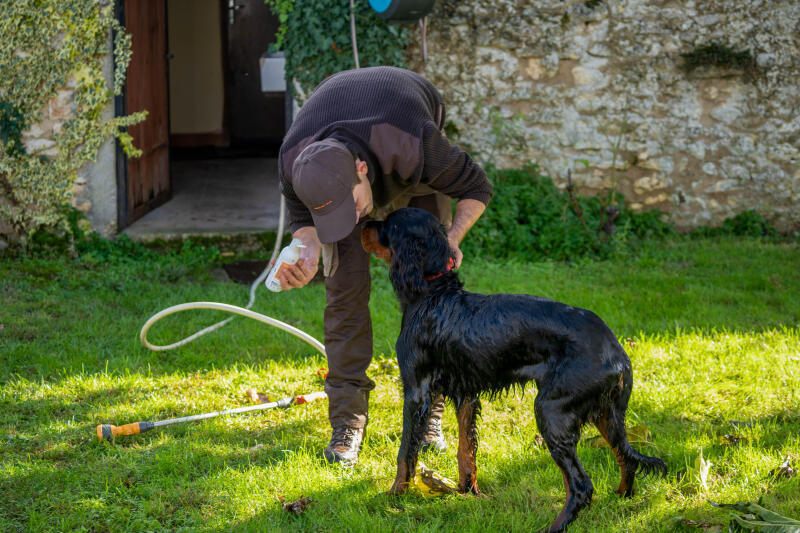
[331,426,359,448]
[426,417,442,438]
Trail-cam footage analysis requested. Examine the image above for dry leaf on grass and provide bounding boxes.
[413,462,457,497]
[685,448,713,491]
[710,501,800,532]
[676,517,722,532]
[244,388,270,403]
[718,434,747,446]
[279,495,313,515]
[769,456,797,479]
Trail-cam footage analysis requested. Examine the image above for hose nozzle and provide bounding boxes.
[96,422,155,442]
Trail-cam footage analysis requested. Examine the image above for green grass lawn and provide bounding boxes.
[1,237,798,532]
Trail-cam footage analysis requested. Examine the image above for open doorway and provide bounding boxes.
[118,0,286,238]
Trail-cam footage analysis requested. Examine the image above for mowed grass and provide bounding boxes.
[1,237,798,532]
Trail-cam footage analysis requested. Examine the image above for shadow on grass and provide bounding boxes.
[0,415,327,530]
[2,386,798,532]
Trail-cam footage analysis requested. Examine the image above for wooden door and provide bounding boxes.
[225,0,284,144]
[123,0,171,224]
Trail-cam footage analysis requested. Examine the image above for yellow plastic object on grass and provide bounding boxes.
[413,462,458,497]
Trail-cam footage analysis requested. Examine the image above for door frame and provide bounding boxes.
[169,0,231,149]
[114,0,172,230]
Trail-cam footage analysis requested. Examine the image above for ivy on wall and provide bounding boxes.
[0,0,145,242]
[265,0,410,102]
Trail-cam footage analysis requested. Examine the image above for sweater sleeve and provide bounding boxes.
[420,123,493,205]
[279,162,314,233]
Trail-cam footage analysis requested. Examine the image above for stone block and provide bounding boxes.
[49,90,74,121]
[24,138,56,154]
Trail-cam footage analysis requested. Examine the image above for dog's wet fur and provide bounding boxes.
[362,207,667,532]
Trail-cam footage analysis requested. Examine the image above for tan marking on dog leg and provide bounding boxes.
[389,459,411,495]
[456,400,480,495]
[595,410,631,496]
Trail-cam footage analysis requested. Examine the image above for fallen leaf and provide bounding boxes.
[245,388,270,403]
[769,456,797,479]
[718,434,747,446]
[279,495,313,515]
[686,449,713,491]
[413,462,457,497]
[710,501,800,531]
[676,517,722,531]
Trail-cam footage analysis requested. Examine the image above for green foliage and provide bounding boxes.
[0,0,145,242]
[23,207,220,279]
[460,163,675,263]
[692,209,779,239]
[265,0,409,101]
[0,102,27,157]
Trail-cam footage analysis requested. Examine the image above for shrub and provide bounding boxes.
[0,0,145,243]
[22,207,220,281]
[460,163,675,262]
[692,210,778,238]
[265,0,409,102]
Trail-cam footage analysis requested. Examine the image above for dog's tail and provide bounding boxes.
[597,369,667,495]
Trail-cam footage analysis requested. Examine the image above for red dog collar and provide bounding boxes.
[425,257,455,281]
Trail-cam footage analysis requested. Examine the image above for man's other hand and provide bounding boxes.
[278,227,321,290]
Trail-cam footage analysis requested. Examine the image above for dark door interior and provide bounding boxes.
[122,0,171,225]
[118,0,285,229]
[225,0,284,146]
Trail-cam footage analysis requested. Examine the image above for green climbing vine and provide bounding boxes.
[0,0,145,242]
[265,0,410,102]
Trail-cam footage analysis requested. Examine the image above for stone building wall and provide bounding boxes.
[407,0,800,232]
[14,39,117,238]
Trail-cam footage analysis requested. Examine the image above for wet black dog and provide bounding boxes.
[362,207,667,532]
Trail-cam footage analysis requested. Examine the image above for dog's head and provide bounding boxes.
[361,207,455,303]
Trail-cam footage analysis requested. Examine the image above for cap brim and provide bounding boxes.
[311,194,358,244]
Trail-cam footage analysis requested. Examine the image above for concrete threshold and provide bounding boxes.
[123,157,283,242]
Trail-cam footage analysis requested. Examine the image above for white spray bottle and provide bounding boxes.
[265,238,306,292]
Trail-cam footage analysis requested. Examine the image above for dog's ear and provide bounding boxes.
[389,235,427,303]
[361,222,391,264]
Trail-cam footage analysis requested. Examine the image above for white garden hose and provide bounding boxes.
[139,196,327,358]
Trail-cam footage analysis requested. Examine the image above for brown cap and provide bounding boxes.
[291,139,357,243]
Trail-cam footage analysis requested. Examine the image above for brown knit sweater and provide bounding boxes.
[279,66,493,233]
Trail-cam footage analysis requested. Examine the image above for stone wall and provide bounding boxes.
[15,36,118,238]
[407,0,800,232]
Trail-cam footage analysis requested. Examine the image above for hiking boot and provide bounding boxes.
[420,416,447,453]
[323,425,364,465]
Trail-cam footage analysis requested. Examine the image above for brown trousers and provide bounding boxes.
[324,192,451,428]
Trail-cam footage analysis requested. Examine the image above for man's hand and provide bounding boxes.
[447,199,485,268]
[447,234,463,269]
[277,226,321,290]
